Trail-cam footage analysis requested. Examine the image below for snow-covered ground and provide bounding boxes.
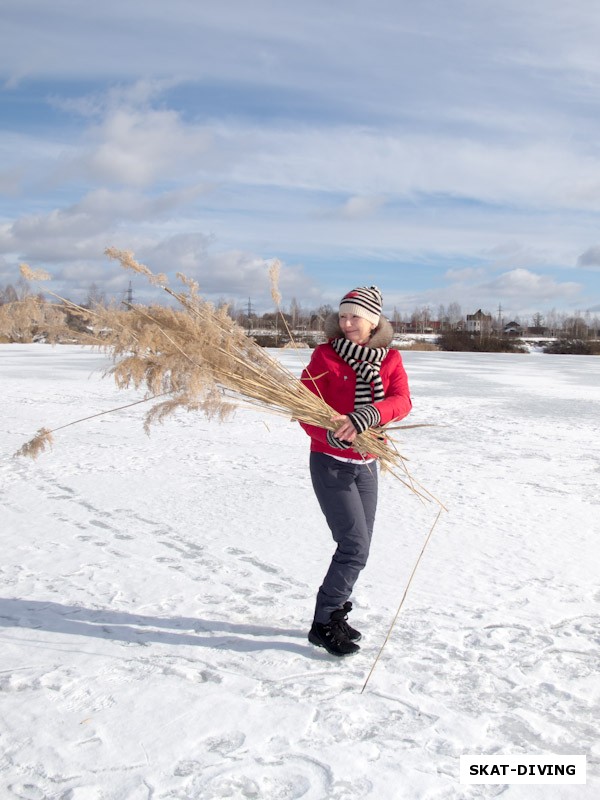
[1,344,598,800]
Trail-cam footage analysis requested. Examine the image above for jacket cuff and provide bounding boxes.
[326,430,353,450]
[347,405,381,434]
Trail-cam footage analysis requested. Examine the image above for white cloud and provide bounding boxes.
[0,166,22,194]
[482,268,581,301]
[0,186,208,264]
[577,246,600,268]
[77,109,214,187]
[75,186,208,220]
[339,195,385,219]
[224,126,600,215]
[14,107,600,238]
[403,265,585,319]
[144,233,214,274]
[49,79,181,119]
[445,267,486,282]
[142,238,320,312]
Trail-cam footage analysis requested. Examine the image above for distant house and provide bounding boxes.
[526,326,547,336]
[503,321,523,336]
[466,309,492,334]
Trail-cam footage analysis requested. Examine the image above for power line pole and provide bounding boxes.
[246,297,253,335]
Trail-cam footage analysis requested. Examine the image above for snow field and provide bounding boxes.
[1,344,599,799]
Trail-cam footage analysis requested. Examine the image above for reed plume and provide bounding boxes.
[15,428,54,459]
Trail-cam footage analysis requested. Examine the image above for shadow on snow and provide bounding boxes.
[0,597,316,657]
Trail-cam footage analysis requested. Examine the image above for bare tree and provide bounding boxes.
[316,303,333,319]
[532,311,544,328]
[0,284,18,305]
[410,305,432,333]
[545,308,560,336]
[447,302,463,328]
[289,297,302,329]
[85,282,106,309]
[436,304,447,330]
[564,313,587,338]
[16,276,32,300]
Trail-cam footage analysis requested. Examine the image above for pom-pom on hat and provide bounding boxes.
[339,285,382,326]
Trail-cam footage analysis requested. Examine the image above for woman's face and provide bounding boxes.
[339,313,375,345]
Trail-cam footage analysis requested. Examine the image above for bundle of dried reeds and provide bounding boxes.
[16,251,435,502]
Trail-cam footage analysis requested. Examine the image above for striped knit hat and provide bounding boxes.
[339,285,382,326]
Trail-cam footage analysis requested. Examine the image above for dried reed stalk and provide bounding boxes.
[360,506,444,693]
[13,395,171,460]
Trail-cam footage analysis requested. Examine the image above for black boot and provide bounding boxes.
[308,607,360,657]
[340,601,362,642]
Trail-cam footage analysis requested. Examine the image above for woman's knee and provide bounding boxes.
[334,531,371,565]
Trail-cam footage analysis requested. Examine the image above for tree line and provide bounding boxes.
[231,297,600,340]
[1,279,599,348]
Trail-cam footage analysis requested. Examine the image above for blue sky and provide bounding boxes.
[1,0,600,320]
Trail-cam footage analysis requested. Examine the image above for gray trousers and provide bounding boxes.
[310,452,378,623]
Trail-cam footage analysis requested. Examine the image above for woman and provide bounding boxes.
[299,286,412,657]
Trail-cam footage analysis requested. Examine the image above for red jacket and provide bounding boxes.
[299,336,412,460]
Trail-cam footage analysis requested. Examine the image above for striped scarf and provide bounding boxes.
[331,337,388,406]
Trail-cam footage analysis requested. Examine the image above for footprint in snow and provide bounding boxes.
[192,754,334,800]
[7,784,47,800]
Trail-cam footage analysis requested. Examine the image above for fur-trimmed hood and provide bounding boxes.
[323,313,395,348]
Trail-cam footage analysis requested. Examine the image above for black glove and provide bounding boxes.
[347,404,381,434]
[326,430,353,450]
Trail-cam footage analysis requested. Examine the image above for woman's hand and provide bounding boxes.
[331,414,358,443]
